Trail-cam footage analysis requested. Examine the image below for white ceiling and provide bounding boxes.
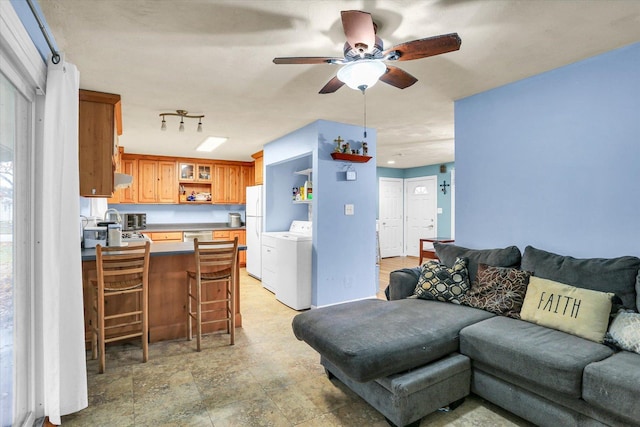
[39,0,640,169]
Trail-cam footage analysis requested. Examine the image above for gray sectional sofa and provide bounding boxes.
[292,244,640,427]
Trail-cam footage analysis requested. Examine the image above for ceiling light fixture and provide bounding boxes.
[159,110,204,132]
[336,60,386,93]
[196,136,228,152]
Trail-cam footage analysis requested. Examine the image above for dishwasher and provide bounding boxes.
[183,231,213,242]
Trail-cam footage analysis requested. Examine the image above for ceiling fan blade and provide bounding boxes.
[319,76,345,94]
[273,57,342,65]
[341,10,376,54]
[379,66,418,89]
[384,33,461,61]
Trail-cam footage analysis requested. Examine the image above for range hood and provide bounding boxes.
[114,172,133,189]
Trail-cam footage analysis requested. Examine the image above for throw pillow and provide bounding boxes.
[520,276,614,343]
[412,257,469,304]
[460,264,531,319]
[521,246,640,312]
[606,310,640,354]
[433,243,521,284]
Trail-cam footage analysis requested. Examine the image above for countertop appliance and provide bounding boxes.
[83,225,107,248]
[228,212,241,228]
[261,220,312,310]
[122,213,147,230]
[246,185,263,279]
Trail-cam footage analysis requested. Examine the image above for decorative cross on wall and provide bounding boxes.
[440,180,450,195]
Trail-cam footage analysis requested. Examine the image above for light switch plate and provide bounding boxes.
[346,170,357,181]
[345,204,354,215]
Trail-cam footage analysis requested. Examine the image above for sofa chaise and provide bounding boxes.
[292,244,640,427]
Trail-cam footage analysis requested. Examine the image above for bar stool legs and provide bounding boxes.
[186,237,238,351]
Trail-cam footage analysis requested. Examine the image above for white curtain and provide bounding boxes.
[40,56,88,424]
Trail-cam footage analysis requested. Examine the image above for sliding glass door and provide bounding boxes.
[0,61,34,427]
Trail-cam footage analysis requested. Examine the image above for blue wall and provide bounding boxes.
[455,42,640,258]
[264,120,378,307]
[377,161,455,237]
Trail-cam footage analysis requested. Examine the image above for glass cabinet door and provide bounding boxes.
[197,164,211,182]
[179,163,195,180]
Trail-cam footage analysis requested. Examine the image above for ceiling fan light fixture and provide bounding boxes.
[197,119,203,133]
[179,118,185,132]
[337,60,386,93]
[160,117,167,131]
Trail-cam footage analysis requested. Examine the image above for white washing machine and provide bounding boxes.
[261,220,312,310]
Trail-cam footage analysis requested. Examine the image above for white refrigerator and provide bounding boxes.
[245,185,263,279]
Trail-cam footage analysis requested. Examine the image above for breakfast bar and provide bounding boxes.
[81,242,247,344]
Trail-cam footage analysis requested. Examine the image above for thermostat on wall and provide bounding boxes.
[346,170,357,181]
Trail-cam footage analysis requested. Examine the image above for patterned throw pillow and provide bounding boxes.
[460,264,531,319]
[606,310,640,354]
[412,257,470,304]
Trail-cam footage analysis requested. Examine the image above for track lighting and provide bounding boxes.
[159,110,204,132]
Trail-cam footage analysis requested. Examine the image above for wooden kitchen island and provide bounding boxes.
[81,242,246,344]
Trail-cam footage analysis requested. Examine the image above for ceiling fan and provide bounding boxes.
[273,10,461,94]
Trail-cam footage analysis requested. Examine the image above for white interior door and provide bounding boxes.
[378,178,403,258]
[405,176,438,257]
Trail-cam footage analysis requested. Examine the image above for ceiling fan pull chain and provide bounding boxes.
[363,90,367,139]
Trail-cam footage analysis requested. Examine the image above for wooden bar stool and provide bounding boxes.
[186,237,238,351]
[91,241,150,374]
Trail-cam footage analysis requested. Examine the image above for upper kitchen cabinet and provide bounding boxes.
[107,148,138,204]
[213,163,239,204]
[251,151,263,185]
[212,162,253,204]
[179,162,212,182]
[138,159,177,203]
[78,90,122,197]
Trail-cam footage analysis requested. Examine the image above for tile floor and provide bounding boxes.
[63,267,532,426]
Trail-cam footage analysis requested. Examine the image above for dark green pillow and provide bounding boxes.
[434,242,522,283]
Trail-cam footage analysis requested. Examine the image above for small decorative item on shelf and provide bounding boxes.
[334,136,344,153]
[362,142,368,155]
[342,142,350,154]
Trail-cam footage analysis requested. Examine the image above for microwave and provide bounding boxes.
[122,213,146,231]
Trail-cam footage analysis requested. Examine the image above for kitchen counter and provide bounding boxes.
[81,242,246,344]
[141,222,245,232]
[81,241,246,262]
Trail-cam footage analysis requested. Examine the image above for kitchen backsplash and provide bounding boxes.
[80,198,245,224]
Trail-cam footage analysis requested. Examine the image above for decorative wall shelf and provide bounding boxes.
[330,152,372,163]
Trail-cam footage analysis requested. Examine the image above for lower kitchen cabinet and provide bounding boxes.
[229,230,246,266]
[146,231,183,242]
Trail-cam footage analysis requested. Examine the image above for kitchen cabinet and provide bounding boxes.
[178,162,212,182]
[212,163,253,204]
[213,163,240,204]
[138,159,177,203]
[239,165,253,204]
[229,229,246,266]
[146,231,183,242]
[178,161,213,204]
[213,230,246,266]
[213,230,230,239]
[251,150,263,185]
[78,90,122,197]
[108,152,138,204]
